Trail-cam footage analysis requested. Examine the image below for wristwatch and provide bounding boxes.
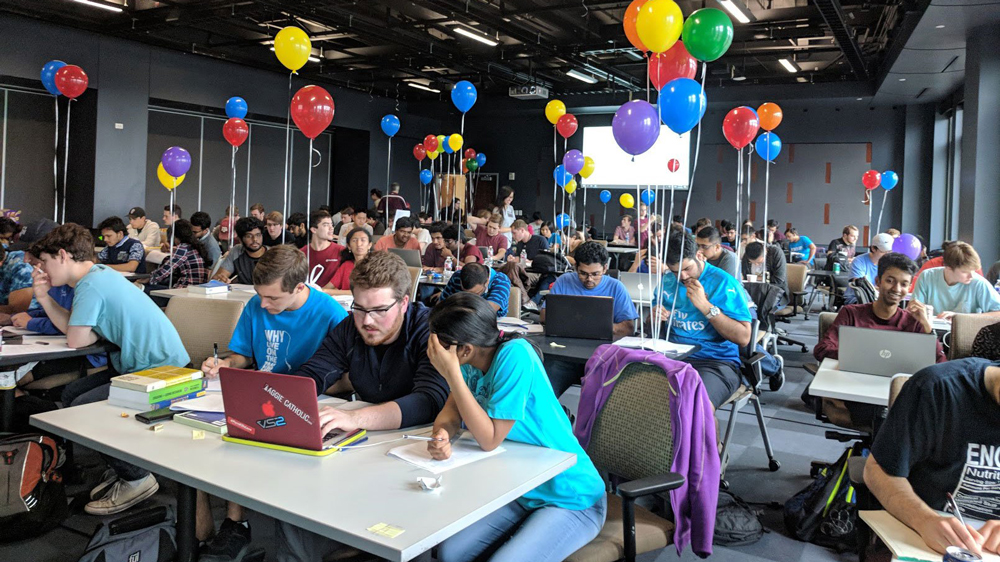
[706,305,721,320]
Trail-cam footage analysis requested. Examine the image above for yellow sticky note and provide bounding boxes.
[367,523,405,539]
[191,430,205,440]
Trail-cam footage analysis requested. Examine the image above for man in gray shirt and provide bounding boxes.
[696,227,738,279]
[190,211,222,268]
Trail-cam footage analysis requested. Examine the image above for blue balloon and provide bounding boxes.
[640,189,656,205]
[225,96,248,119]
[882,170,899,191]
[419,169,434,185]
[553,165,572,187]
[742,105,758,118]
[755,132,782,161]
[599,190,612,204]
[451,80,478,113]
[475,153,486,168]
[40,60,66,96]
[443,135,455,154]
[657,78,707,135]
[555,213,572,230]
[380,114,400,137]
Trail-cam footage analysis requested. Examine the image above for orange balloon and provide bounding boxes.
[623,0,649,52]
[758,102,783,131]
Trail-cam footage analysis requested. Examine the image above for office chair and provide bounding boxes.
[949,313,1000,359]
[773,263,810,352]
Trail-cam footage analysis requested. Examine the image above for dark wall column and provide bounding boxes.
[900,104,934,240]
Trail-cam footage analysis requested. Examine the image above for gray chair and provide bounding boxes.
[948,313,1000,359]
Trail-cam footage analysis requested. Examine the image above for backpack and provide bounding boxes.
[783,447,859,552]
[714,491,764,546]
[79,505,177,562]
[0,433,68,542]
[527,250,571,275]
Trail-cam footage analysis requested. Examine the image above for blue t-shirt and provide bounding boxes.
[229,286,347,374]
[69,264,189,374]
[913,267,1000,315]
[544,272,638,323]
[789,235,814,265]
[654,262,753,363]
[461,339,605,511]
[850,253,878,284]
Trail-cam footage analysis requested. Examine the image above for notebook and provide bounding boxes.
[859,510,1000,562]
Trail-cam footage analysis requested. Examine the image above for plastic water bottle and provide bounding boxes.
[520,249,528,263]
[486,246,494,266]
[625,232,630,245]
[444,257,454,275]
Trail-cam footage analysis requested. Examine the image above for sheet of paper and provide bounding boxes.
[932,318,951,331]
[2,327,38,336]
[1,336,74,357]
[387,438,504,475]
[859,510,1000,562]
[497,319,544,334]
[205,379,222,393]
[170,393,225,413]
[614,336,694,355]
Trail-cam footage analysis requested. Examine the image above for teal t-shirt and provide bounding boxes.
[913,267,1000,314]
[460,339,605,511]
[228,286,347,373]
[69,264,189,374]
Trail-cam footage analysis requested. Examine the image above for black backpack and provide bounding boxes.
[783,447,859,552]
[714,491,764,546]
[0,433,68,542]
[527,250,571,275]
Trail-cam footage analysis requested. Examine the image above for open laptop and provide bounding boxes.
[218,367,365,456]
[838,326,937,377]
[388,248,422,268]
[618,272,653,305]
[544,295,614,340]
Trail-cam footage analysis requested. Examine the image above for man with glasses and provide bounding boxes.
[280,251,448,561]
[695,226,737,279]
[213,217,267,284]
[540,241,637,397]
[262,211,285,247]
[373,216,420,251]
[190,211,221,267]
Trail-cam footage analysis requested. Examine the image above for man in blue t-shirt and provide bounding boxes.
[197,245,347,560]
[785,227,816,266]
[845,232,894,303]
[541,241,638,397]
[97,216,146,273]
[653,231,753,408]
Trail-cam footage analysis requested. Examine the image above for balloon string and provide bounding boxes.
[735,147,742,259]
[281,72,292,244]
[307,138,313,268]
[386,136,392,195]
[244,124,253,214]
[876,189,887,235]
[53,97,59,222]
[646,52,651,103]
[229,145,237,250]
[61,100,71,224]
[168,188,176,288]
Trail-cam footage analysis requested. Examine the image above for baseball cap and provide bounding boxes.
[127,207,146,219]
[872,232,894,253]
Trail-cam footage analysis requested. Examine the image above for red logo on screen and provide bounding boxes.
[261,401,276,417]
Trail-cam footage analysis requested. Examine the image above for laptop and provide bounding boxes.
[837,326,937,377]
[388,248,422,268]
[619,272,653,305]
[544,295,614,340]
[218,367,366,456]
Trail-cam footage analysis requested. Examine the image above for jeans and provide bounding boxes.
[543,358,584,398]
[274,522,433,562]
[437,495,607,562]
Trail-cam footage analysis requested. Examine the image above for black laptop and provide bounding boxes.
[544,295,615,340]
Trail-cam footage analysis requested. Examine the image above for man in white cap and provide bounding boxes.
[851,232,895,286]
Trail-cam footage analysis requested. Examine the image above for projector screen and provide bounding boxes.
[581,125,690,190]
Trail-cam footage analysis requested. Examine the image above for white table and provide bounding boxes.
[31,402,575,562]
[150,287,256,303]
[808,358,897,407]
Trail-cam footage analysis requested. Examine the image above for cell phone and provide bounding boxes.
[136,407,176,424]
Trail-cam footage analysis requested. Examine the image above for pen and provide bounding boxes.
[213,343,219,367]
[403,434,446,442]
[947,492,967,527]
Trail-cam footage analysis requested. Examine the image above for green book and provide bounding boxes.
[108,378,206,406]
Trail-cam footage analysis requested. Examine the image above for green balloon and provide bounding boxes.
[466,158,479,172]
[681,8,734,62]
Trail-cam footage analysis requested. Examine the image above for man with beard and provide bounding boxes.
[278,251,448,561]
[213,217,267,284]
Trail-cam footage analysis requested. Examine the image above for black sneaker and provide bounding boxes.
[199,518,252,562]
[768,355,785,392]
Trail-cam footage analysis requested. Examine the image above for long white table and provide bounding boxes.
[150,286,256,303]
[31,401,575,562]
[808,357,897,407]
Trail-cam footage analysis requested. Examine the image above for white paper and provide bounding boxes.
[497,319,544,335]
[2,327,37,336]
[860,510,999,562]
[387,438,504,474]
[614,336,694,356]
[205,379,222,393]
[0,336,75,357]
[170,393,226,413]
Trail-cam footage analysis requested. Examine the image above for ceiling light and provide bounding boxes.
[454,27,498,47]
[716,0,754,24]
[407,82,441,94]
[898,78,906,82]
[778,58,799,73]
[71,0,123,12]
[856,97,863,101]
[730,66,746,82]
[566,69,598,84]
[935,24,946,29]
[624,50,644,61]
[308,56,321,63]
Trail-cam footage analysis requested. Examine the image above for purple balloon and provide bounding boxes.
[161,146,192,178]
[563,149,585,176]
[892,233,922,261]
[612,100,660,156]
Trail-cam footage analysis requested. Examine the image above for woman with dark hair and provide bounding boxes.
[143,219,209,289]
[324,227,371,295]
[426,293,606,561]
[539,221,561,253]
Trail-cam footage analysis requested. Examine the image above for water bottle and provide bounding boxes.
[833,262,841,274]
[625,231,630,245]
[444,256,454,275]
[520,249,527,263]
[486,246,494,266]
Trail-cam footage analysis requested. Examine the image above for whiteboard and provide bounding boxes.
[581,125,690,190]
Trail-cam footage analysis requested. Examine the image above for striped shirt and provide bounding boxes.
[440,268,511,317]
[149,243,208,288]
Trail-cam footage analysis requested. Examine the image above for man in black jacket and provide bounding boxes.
[826,225,859,272]
[741,241,789,301]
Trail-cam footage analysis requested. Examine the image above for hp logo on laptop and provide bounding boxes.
[879,349,892,359]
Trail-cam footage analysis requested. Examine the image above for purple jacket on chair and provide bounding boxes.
[575,344,719,558]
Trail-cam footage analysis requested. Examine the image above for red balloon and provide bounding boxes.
[413,144,427,161]
[464,148,477,159]
[54,65,88,99]
[648,42,698,91]
[862,170,881,190]
[556,113,578,139]
[423,134,439,152]
[667,158,680,172]
[290,85,334,140]
[722,106,759,149]
[222,118,249,147]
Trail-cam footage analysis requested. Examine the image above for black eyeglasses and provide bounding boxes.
[350,299,400,320]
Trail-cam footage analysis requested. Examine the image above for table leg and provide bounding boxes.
[176,482,198,562]
[1,387,14,433]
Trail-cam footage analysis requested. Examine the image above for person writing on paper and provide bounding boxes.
[96,217,146,273]
[864,358,1000,556]
[426,293,607,562]
[197,246,347,561]
[213,217,267,284]
[912,241,1000,319]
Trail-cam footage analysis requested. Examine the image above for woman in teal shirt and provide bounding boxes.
[427,293,606,561]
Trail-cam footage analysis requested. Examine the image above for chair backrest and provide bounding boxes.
[506,286,521,318]
[165,296,245,367]
[949,313,1000,360]
[464,228,475,240]
[818,311,838,340]
[406,267,421,302]
[888,374,911,409]
[786,263,808,293]
[587,362,673,482]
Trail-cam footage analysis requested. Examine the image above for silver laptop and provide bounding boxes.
[387,248,422,268]
[838,326,937,377]
[618,272,653,305]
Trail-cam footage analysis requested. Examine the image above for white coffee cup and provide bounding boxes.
[747,274,758,283]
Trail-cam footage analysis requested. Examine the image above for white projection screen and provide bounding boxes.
[581,125,690,190]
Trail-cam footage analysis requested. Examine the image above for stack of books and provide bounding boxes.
[109,366,206,410]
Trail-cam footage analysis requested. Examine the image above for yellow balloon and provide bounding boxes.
[564,179,577,194]
[427,149,439,160]
[636,0,683,53]
[274,26,312,72]
[157,163,184,191]
[449,133,464,152]
[620,193,635,209]
[545,100,566,125]
[580,156,596,179]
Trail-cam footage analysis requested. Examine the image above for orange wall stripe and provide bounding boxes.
[788,144,795,163]
[716,181,722,202]
[786,222,792,232]
[825,162,832,184]
[717,145,724,163]
[866,143,872,163]
[786,182,793,204]
[863,225,870,245]
[823,203,830,225]
[750,201,756,222]
[751,161,758,182]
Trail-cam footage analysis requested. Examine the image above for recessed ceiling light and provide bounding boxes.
[407,82,441,94]
[71,0,123,12]
[935,24,946,29]
[566,69,598,84]
[899,78,907,82]
[857,97,863,101]
[716,0,755,24]
[779,58,799,73]
[454,26,499,46]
